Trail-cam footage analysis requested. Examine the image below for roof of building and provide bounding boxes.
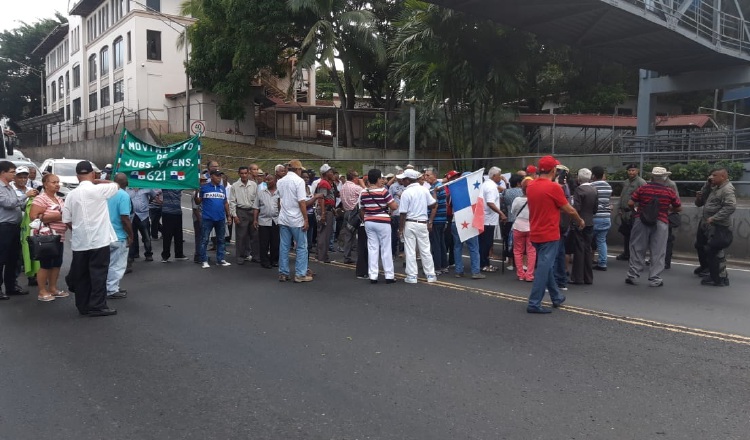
[516,114,715,130]
[31,23,69,57]
[69,0,103,16]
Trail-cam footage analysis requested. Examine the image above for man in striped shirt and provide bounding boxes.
[424,169,448,274]
[590,166,612,271]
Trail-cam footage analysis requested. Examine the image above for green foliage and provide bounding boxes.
[183,0,312,122]
[609,160,744,197]
[0,14,67,125]
[315,67,336,101]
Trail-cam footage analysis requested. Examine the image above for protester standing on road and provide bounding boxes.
[29,173,67,302]
[315,164,337,264]
[192,174,208,263]
[62,161,120,317]
[106,173,133,299]
[253,173,280,269]
[511,182,535,282]
[398,169,438,284]
[625,167,681,287]
[340,170,364,264]
[570,168,598,285]
[160,188,187,262]
[590,166,612,271]
[424,169,449,275]
[278,159,314,283]
[0,161,36,299]
[230,166,258,265]
[196,170,232,268]
[501,175,524,271]
[617,164,646,261]
[126,186,157,264]
[694,168,736,287]
[360,169,399,284]
[526,156,584,314]
[479,167,507,272]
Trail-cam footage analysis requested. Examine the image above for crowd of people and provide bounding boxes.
[0,154,737,317]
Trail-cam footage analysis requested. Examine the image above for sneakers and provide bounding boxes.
[615,253,629,261]
[455,272,465,278]
[404,276,418,284]
[506,265,515,271]
[593,265,607,271]
[201,262,210,269]
[294,275,314,283]
[426,275,438,283]
[471,273,486,279]
[161,258,169,263]
[218,260,231,267]
[356,275,369,280]
[625,277,637,285]
[174,256,189,261]
[649,279,664,287]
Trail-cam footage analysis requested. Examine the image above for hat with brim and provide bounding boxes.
[651,166,671,176]
[15,166,29,175]
[396,169,421,180]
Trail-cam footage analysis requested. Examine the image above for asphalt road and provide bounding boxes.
[1,203,749,439]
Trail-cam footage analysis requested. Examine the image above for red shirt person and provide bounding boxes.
[525,156,584,314]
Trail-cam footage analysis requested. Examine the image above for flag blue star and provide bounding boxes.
[473,180,481,190]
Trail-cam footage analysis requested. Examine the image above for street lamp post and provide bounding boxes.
[0,56,45,115]
[129,0,192,133]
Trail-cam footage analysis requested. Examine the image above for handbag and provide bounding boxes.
[345,206,362,232]
[27,233,61,260]
[707,225,733,250]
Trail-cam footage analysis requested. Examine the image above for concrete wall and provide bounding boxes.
[24,129,158,168]
[258,138,452,161]
[608,197,750,260]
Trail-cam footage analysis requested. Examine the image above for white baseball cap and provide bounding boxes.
[15,166,29,174]
[320,164,332,174]
[396,169,421,180]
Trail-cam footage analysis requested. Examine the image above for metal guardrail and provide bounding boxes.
[621,128,750,153]
[618,0,750,58]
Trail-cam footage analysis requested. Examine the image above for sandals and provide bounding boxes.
[52,290,69,298]
[37,294,55,302]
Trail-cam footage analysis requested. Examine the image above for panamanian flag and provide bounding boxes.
[130,171,146,180]
[170,171,185,180]
[444,168,485,242]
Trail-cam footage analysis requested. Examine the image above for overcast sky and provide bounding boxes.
[1,0,67,33]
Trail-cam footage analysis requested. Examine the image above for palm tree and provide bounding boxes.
[391,0,526,169]
[287,0,385,148]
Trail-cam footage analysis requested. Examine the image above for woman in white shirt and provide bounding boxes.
[511,181,536,282]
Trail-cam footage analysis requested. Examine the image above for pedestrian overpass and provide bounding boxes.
[428,0,750,136]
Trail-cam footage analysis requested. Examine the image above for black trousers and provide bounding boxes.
[161,213,185,260]
[258,223,280,267]
[355,224,368,278]
[695,224,729,282]
[69,246,110,314]
[0,223,21,292]
[479,225,496,268]
[149,207,162,238]
[571,226,594,284]
[129,216,152,259]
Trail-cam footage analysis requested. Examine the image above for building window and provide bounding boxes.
[89,92,98,111]
[58,76,64,99]
[114,80,124,103]
[113,37,123,70]
[101,86,110,108]
[100,46,109,77]
[65,71,70,93]
[126,32,131,62]
[88,54,97,82]
[72,64,80,88]
[51,81,56,102]
[65,104,70,121]
[146,0,160,11]
[73,98,82,122]
[146,30,161,61]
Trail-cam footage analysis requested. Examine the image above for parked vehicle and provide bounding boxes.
[40,158,100,192]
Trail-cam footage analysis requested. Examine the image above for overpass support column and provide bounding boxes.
[636,69,658,137]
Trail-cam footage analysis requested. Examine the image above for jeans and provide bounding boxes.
[452,222,480,275]
[107,239,129,295]
[390,216,400,256]
[200,218,227,263]
[528,240,564,309]
[129,216,152,259]
[592,217,611,268]
[279,225,308,278]
[429,223,448,270]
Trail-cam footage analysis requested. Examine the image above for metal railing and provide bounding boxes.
[615,0,750,58]
[621,127,750,154]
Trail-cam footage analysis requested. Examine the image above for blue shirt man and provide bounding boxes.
[196,170,230,267]
[107,180,133,298]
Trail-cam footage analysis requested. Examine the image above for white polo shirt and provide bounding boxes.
[62,181,120,251]
[399,182,435,221]
[277,172,307,228]
[481,178,501,225]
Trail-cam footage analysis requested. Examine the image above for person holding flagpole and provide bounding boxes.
[525,156,585,314]
[445,170,485,279]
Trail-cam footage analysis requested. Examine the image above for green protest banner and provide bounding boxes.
[113,129,201,190]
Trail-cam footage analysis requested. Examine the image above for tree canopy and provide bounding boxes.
[0,14,67,126]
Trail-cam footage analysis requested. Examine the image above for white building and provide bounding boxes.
[34,0,199,144]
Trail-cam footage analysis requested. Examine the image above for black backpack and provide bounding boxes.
[639,195,661,226]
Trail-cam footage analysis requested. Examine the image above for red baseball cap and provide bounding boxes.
[526,165,537,175]
[444,170,460,180]
[538,155,559,173]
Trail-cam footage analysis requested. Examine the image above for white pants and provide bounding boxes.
[404,221,435,278]
[365,221,394,280]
